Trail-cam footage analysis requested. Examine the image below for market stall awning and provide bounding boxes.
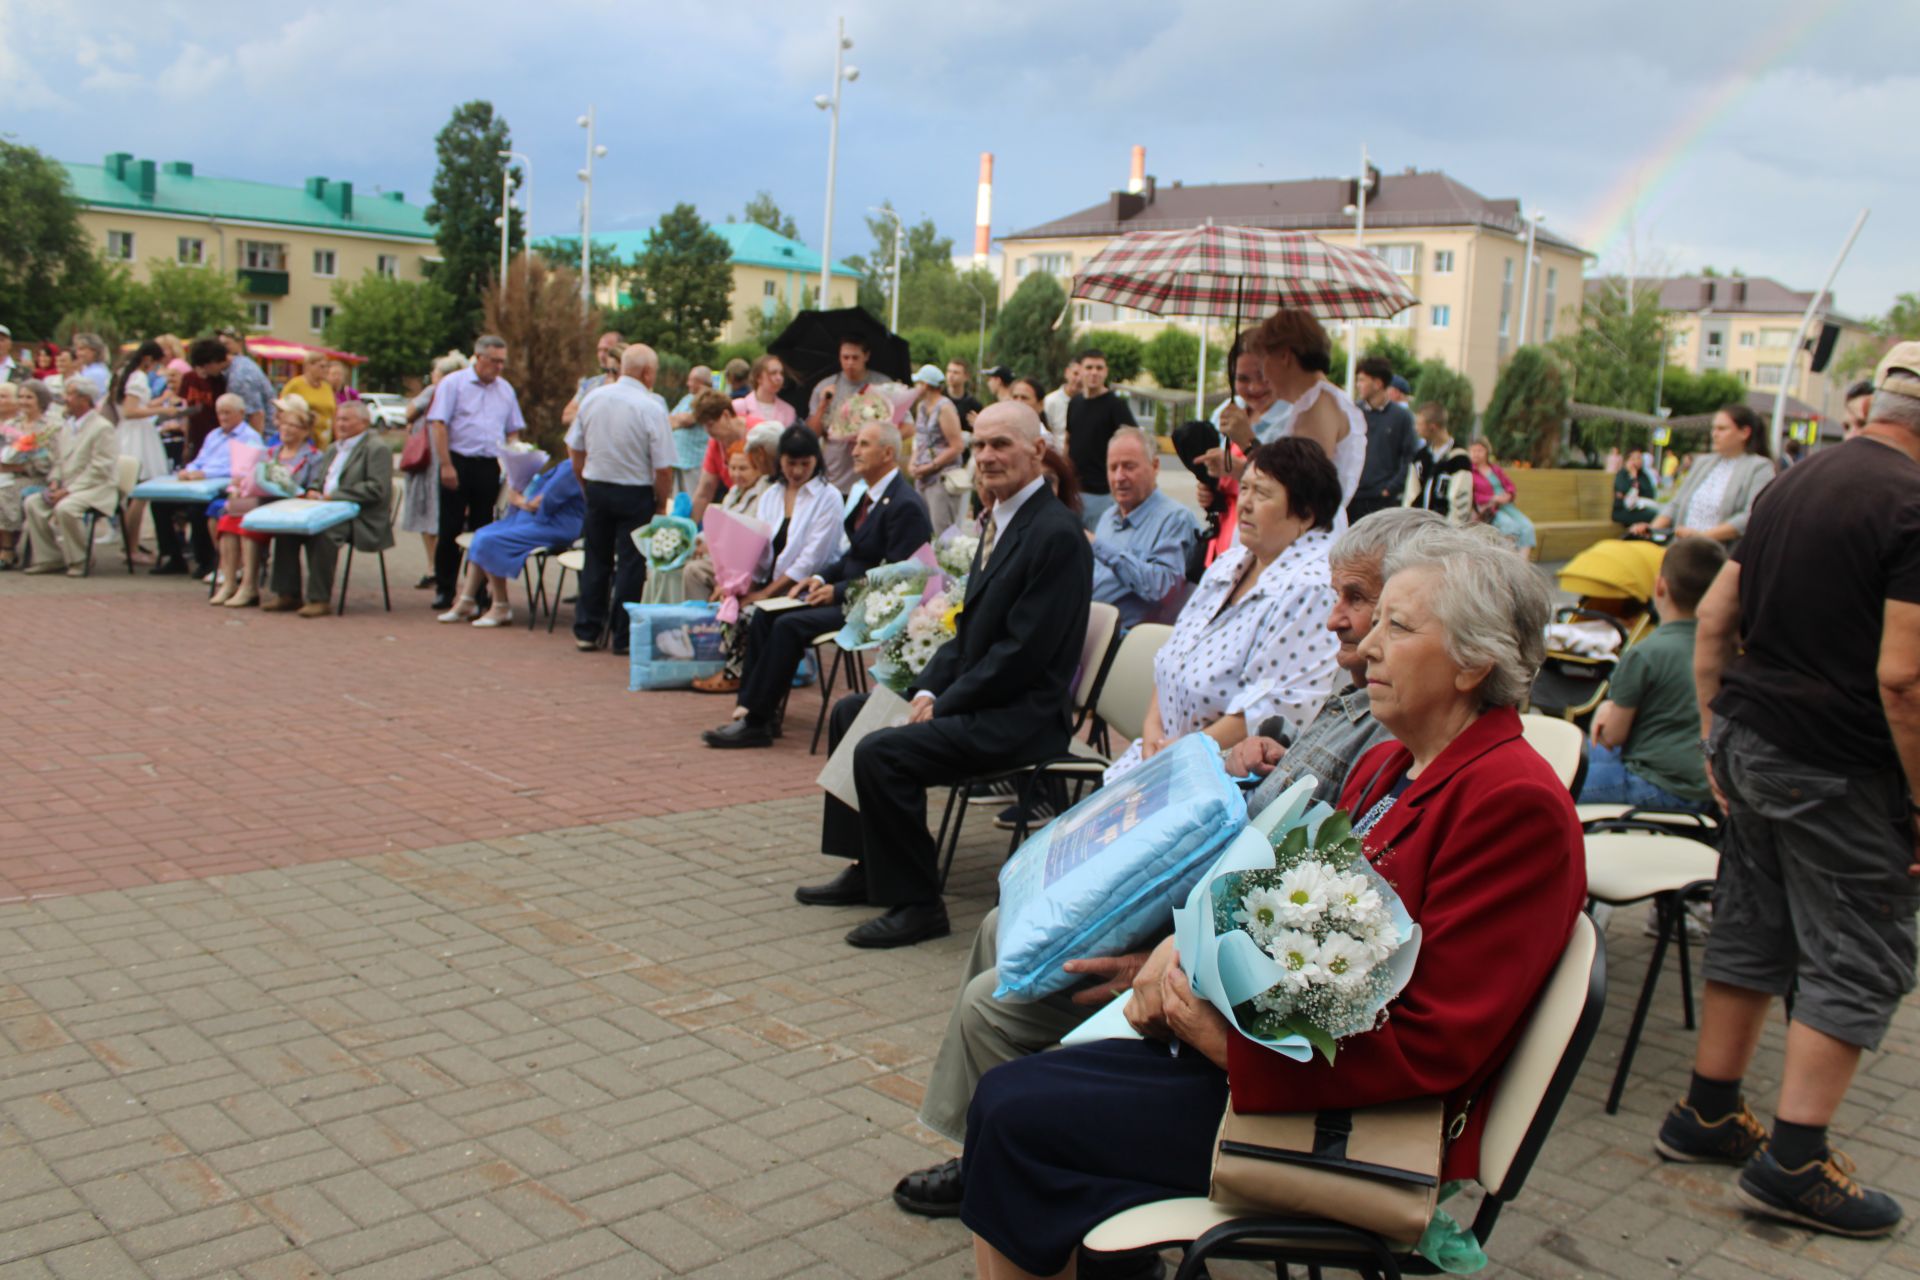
[245,337,365,365]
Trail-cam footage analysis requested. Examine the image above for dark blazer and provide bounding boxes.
[317,434,395,553]
[1223,706,1586,1184]
[822,474,932,602]
[914,483,1092,756]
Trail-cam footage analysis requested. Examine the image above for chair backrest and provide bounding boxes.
[115,454,140,498]
[1518,713,1585,793]
[1072,602,1121,714]
[1477,913,1605,1207]
[1095,623,1172,745]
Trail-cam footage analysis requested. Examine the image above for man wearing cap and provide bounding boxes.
[21,377,117,576]
[1653,340,1920,1239]
[1843,378,1875,439]
[1348,356,1418,525]
[907,364,965,532]
[981,365,1014,404]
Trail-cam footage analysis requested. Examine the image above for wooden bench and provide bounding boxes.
[1507,469,1620,561]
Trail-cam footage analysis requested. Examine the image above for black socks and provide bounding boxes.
[1686,1071,1742,1122]
[1770,1119,1829,1170]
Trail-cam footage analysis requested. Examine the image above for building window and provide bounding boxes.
[246,301,272,329]
[1430,304,1451,328]
[1029,252,1071,277]
[1760,329,1794,349]
[1502,258,1515,283]
[313,249,336,277]
[310,305,335,334]
[1737,369,1752,385]
[1755,363,1784,388]
[1498,310,1510,338]
[238,240,287,271]
[376,254,399,278]
[1705,329,1725,360]
[1432,249,1455,274]
[1738,332,1756,348]
[107,230,135,260]
[1671,329,1690,350]
[1371,244,1419,273]
[1541,268,1559,341]
[176,237,204,266]
[762,280,776,297]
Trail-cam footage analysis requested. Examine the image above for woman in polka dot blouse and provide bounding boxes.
[1105,438,1343,782]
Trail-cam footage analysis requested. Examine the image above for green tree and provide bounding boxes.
[903,327,949,371]
[122,260,249,337]
[1834,290,1920,380]
[1410,363,1476,441]
[1078,330,1145,383]
[735,191,799,240]
[1360,333,1426,387]
[481,257,598,452]
[533,237,625,286]
[1552,279,1667,412]
[990,272,1074,382]
[1482,345,1570,466]
[1141,326,1203,390]
[749,298,793,348]
[621,204,732,362]
[0,141,106,339]
[325,272,459,391]
[425,101,521,342]
[1661,365,1747,418]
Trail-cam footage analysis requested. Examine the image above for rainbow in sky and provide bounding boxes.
[1577,2,1853,256]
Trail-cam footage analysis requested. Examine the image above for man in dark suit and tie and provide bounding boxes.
[704,422,933,748]
[798,402,1094,948]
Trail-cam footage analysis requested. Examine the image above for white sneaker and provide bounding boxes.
[471,608,514,628]
[437,598,479,623]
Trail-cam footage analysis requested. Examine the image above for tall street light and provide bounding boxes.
[1342,142,1372,396]
[1515,210,1545,350]
[870,205,903,332]
[813,18,858,307]
[577,107,607,306]
[495,164,515,298]
[500,149,532,268]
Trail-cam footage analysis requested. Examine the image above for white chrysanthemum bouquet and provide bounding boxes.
[872,584,963,693]
[934,520,981,584]
[836,558,939,652]
[631,515,699,573]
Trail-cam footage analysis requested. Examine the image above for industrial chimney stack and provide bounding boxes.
[974,153,993,265]
[1127,145,1146,195]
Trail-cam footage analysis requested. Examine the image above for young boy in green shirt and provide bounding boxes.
[1581,536,1728,812]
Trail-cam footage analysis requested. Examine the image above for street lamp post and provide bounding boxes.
[496,164,514,298]
[1516,210,1545,350]
[1344,142,1370,396]
[813,18,858,307]
[500,149,532,269]
[870,205,903,332]
[577,107,608,306]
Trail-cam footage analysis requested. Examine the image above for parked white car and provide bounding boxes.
[359,392,410,430]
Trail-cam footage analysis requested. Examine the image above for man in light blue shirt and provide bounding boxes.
[1089,427,1196,628]
[426,335,526,606]
[152,393,264,576]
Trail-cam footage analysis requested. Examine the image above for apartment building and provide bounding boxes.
[583,222,863,343]
[997,155,1589,405]
[64,152,436,339]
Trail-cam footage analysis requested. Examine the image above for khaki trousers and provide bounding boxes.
[23,491,95,568]
[917,906,1094,1143]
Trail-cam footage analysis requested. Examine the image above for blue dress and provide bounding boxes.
[467,464,585,577]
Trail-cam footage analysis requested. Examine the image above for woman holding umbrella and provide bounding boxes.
[1225,310,1367,530]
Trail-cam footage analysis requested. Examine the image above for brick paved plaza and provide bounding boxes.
[2,547,1916,1279]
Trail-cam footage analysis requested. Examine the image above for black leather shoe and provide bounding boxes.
[150,558,188,576]
[893,1158,962,1218]
[795,863,867,906]
[430,593,453,611]
[703,719,774,749]
[846,902,949,949]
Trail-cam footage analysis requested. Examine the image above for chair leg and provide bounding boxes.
[378,550,391,612]
[1676,896,1696,1030]
[935,784,971,891]
[810,647,844,756]
[1606,893,1676,1114]
[548,567,568,634]
[121,503,135,573]
[337,544,355,616]
[82,513,97,577]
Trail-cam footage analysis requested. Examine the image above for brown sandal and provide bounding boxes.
[691,673,741,694]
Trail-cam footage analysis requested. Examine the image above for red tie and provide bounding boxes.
[854,494,873,529]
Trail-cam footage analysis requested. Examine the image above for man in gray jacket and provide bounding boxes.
[264,400,393,617]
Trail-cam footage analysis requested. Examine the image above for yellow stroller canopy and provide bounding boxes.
[1557,539,1666,603]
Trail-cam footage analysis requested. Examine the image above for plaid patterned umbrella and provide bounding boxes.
[1069,225,1418,322]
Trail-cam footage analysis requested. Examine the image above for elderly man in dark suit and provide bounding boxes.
[263,399,394,617]
[705,421,933,749]
[799,402,1094,949]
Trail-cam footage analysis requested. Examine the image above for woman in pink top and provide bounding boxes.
[733,354,795,427]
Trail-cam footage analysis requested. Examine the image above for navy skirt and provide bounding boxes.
[961,1039,1229,1275]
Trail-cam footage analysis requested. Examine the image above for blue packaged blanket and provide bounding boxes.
[130,476,230,503]
[626,602,728,690]
[240,499,359,536]
[994,734,1246,1001]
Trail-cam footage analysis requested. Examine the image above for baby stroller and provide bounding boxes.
[1529,538,1666,723]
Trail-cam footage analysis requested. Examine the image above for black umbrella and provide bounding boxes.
[766,308,912,421]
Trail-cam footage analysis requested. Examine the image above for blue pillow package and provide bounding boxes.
[130,476,230,503]
[994,734,1246,1001]
[240,499,359,536]
[626,602,727,690]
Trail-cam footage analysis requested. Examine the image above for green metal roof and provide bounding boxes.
[63,154,434,241]
[541,221,861,279]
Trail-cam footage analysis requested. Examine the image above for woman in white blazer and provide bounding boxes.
[749,425,846,603]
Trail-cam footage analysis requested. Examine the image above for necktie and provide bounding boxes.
[978,513,999,571]
[854,493,872,530]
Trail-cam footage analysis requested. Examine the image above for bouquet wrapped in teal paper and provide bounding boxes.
[633,515,698,573]
[834,553,937,651]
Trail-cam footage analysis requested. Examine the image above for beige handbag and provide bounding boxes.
[1208,1097,1447,1247]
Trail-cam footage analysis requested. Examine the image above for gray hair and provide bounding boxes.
[688,365,713,383]
[432,352,469,377]
[473,335,507,356]
[1868,388,1920,434]
[335,398,373,424]
[1106,425,1153,458]
[64,376,100,405]
[215,392,246,414]
[744,421,784,461]
[21,380,52,412]
[1329,506,1444,573]
[1380,523,1549,709]
[73,332,106,359]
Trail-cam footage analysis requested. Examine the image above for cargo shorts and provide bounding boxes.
[1702,715,1919,1050]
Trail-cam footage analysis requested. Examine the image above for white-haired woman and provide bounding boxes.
[959,524,1586,1280]
[210,398,323,607]
[399,354,464,586]
[0,381,55,569]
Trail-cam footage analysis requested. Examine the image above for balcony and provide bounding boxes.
[236,268,288,297]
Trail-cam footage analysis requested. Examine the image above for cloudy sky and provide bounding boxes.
[5,0,1909,316]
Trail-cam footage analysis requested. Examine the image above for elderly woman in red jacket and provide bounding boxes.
[960,523,1586,1280]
